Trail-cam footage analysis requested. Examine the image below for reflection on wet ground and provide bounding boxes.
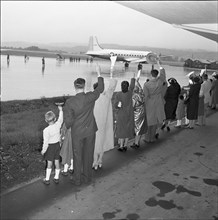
[194,152,203,156]
[145,197,183,210]
[102,209,140,220]
[152,181,175,197]
[176,185,201,197]
[203,178,218,187]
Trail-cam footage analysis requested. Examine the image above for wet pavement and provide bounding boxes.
[1,111,218,220]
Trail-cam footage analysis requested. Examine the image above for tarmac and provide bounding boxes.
[1,110,218,220]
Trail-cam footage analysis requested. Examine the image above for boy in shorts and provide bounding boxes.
[41,106,63,185]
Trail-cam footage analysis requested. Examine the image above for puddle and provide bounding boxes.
[173,173,180,176]
[194,152,203,156]
[203,178,218,187]
[190,176,199,179]
[152,181,176,197]
[176,185,201,197]
[102,209,122,220]
[200,146,206,148]
[126,213,140,220]
[145,197,183,210]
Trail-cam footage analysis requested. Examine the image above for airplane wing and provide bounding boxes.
[125,54,158,64]
[117,1,218,43]
[125,57,148,63]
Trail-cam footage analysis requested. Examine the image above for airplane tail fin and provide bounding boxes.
[88,36,103,51]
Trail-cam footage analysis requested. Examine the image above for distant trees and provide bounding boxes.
[24,46,49,52]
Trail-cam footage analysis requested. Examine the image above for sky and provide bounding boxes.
[1,1,217,51]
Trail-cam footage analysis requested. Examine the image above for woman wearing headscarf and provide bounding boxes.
[131,78,148,149]
[93,75,117,170]
[115,75,135,152]
[161,78,181,131]
[185,76,201,129]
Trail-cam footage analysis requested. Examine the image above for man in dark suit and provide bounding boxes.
[63,65,104,185]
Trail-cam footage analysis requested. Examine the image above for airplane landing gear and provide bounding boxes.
[124,62,129,68]
[124,62,129,71]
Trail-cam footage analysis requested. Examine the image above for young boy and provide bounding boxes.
[41,106,63,185]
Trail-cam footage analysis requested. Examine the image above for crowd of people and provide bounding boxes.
[40,60,218,186]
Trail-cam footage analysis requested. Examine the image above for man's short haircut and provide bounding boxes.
[74,78,85,89]
[45,111,56,123]
[121,81,129,93]
[203,74,208,80]
[151,69,159,78]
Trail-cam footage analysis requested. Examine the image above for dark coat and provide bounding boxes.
[187,83,201,120]
[164,82,181,120]
[63,77,104,138]
[115,78,135,138]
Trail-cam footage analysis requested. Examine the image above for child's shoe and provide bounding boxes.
[68,169,74,174]
[43,178,50,185]
[53,178,59,184]
[61,170,68,176]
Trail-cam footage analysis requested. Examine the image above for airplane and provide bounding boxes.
[86,36,165,71]
[117,1,218,43]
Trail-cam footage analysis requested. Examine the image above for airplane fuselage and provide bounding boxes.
[86,49,153,63]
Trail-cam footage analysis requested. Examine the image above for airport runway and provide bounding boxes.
[1,111,218,220]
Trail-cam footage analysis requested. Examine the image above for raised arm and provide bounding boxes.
[157,59,166,82]
[106,78,117,99]
[86,65,105,102]
[56,106,63,126]
[129,77,136,91]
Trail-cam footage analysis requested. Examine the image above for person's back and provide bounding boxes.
[64,78,104,138]
[143,67,166,126]
[63,66,104,185]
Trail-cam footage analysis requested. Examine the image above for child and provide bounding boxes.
[41,106,63,185]
[60,123,73,175]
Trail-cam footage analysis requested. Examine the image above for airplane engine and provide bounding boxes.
[146,52,158,64]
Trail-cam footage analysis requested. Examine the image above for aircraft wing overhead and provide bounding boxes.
[117,1,218,42]
[173,24,218,43]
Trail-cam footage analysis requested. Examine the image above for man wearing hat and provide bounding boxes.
[63,65,104,185]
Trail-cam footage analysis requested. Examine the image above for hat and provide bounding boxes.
[74,78,85,89]
[186,71,195,78]
[212,72,217,77]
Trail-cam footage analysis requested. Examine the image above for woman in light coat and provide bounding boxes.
[93,76,117,170]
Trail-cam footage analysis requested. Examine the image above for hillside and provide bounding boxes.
[1,41,217,61]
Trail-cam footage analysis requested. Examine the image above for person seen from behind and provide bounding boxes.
[63,64,104,186]
[143,59,166,142]
[41,106,63,185]
[92,71,117,170]
[131,71,147,149]
[162,77,181,131]
[210,73,218,110]
[197,73,212,126]
[185,76,201,129]
[60,123,73,175]
[115,74,135,152]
